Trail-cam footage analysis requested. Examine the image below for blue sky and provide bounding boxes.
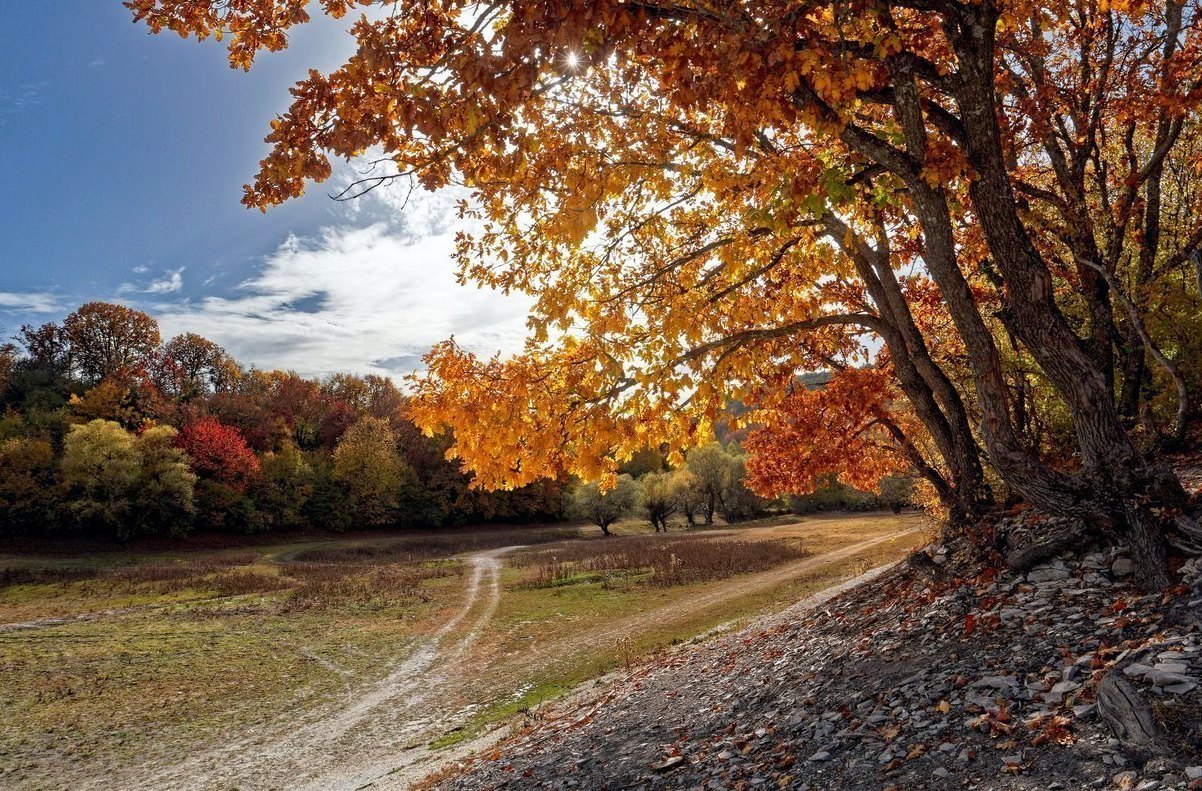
[0,3,528,378]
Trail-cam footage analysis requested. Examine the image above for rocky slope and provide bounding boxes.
[426,524,1202,791]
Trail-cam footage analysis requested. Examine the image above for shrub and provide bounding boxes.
[565,474,640,535]
[511,534,807,588]
[61,419,139,536]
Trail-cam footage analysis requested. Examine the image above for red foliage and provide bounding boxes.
[744,368,909,497]
[177,418,260,491]
[319,400,357,450]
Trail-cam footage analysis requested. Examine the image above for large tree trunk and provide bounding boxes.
[819,0,1196,587]
[824,214,992,523]
[945,0,1189,588]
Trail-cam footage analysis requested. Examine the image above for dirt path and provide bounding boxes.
[124,546,518,791]
[115,524,918,791]
[513,525,922,676]
[365,525,921,791]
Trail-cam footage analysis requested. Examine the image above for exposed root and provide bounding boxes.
[1003,520,1089,573]
[1096,669,1171,759]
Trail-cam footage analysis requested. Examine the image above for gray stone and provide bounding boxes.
[1029,567,1072,583]
[1164,681,1199,695]
[1112,558,1138,577]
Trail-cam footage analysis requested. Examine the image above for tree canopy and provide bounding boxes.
[128,0,1202,587]
[2,300,567,539]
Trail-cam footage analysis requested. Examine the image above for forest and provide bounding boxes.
[1,301,821,540]
[0,301,570,539]
[125,0,1202,590]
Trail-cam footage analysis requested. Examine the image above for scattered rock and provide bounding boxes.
[430,520,1202,791]
[1028,566,1072,583]
[1112,558,1137,577]
[650,755,686,772]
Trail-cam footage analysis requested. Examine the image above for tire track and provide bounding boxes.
[127,547,518,791]
[514,526,921,674]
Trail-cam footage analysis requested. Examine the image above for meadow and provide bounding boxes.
[0,512,926,789]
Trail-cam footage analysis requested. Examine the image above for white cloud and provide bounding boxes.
[145,268,185,294]
[155,222,530,380]
[0,291,62,314]
[121,267,185,294]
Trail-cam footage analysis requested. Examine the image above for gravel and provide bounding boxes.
[429,514,1202,791]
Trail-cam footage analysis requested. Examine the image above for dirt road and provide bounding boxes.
[512,525,923,678]
[122,523,919,790]
[126,547,516,791]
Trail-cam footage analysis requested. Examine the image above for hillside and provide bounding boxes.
[426,523,1202,791]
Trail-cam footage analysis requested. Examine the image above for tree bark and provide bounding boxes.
[824,214,990,521]
[943,1,1191,587]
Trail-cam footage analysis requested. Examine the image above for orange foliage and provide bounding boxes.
[124,0,1202,524]
[744,368,912,497]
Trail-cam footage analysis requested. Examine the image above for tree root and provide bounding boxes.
[1003,521,1088,573]
[904,549,945,580]
[1167,514,1202,555]
[1096,670,1171,759]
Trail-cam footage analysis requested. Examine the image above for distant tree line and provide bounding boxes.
[0,301,564,540]
[565,441,777,535]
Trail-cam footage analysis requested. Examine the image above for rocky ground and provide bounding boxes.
[427,518,1202,791]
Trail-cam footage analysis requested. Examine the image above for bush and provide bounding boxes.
[61,419,139,537]
[511,533,808,588]
[565,474,640,535]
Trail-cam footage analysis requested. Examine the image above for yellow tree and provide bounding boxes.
[130,0,1202,586]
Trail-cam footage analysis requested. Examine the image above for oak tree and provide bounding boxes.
[130,0,1202,586]
[63,302,161,383]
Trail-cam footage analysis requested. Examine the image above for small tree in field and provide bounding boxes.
[671,469,706,527]
[719,453,762,523]
[640,470,678,532]
[567,474,639,536]
[686,443,732,526]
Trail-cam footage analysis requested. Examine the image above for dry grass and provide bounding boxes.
[509,534,810,589]
[207,571,291,598]
[288,531,566,565]
[3,546,464,607]
[283,563,461,611]
[102,553,261,593]
[0,534,492,788]
[0,567,100,587]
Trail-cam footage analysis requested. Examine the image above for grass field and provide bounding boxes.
[424,511,928,747]
[0,512,927,788]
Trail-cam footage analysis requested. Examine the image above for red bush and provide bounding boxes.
[177,418,260,491]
